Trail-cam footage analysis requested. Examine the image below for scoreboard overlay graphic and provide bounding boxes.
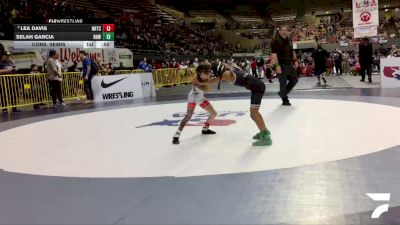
[13,18,114,49]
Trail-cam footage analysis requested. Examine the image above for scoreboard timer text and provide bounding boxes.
[14,19,115,49]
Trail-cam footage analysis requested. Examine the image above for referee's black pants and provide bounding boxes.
[278,63,298,101]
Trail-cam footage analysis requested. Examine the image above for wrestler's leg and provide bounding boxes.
[200,100,217,134]
[172,103,195,144]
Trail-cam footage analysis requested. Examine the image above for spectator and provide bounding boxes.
[349,56,355,75]
[94,57,103,76]
[373,54,380,72]
[245,59,251,73]
[354,60,361,76]
[30,64,39,74]
[46,50,65,108]
[265,61,273,83]
[61,60,69,72]
[67,61,80,72]
[30,64,43,109]
[342,52,350,75]
[155,60,163,70]
[108,63,114,74]
[312,44,329,85]
[251,58,257,77]
[138,58,147,70]
[334,49,343,75]
[179,61,188,69]
[389,45,399,57]
[0,51,19,113]
[38,66,44,73]
[79,50,94,103]
[358,38,373,82]
[144,60,153,72]
[327,54,334,76]
[377,44,388,57]
[192,58,199,68]
[0,51,16,75]
[256,55,265,79]
[100,64,108,75]
[169,59,179,68]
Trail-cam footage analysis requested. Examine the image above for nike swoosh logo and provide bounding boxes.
[101,77,127,88]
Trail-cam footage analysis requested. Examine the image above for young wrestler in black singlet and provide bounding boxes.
[194,61,272,146]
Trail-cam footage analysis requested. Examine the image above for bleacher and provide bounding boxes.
[230,11,263,24]
[188,9,227,25]
[157,5,185,20]
[66,0,109,17]
[269,7,297,22]
[91,0,177,24]
[304,0,351,16]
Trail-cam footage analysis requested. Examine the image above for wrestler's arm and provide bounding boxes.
[193,77,220,86]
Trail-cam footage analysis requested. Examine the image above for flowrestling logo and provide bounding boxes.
[136,111,246,128]
[383,67,400,80]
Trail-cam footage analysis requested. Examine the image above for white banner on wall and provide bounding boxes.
[352,0,379,28]
[92,74,144,102]
[139,73,156,98]
[380,58,400,88]
[92,73,156,102]
[353,25,378,38]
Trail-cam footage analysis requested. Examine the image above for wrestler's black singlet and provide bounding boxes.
[232,68,266,107]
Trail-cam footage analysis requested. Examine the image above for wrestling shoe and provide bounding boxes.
[282,100,291,106]
[253,130,271,140]
[202,129,216,135]
[252,132,272,146]
[172,137,180,145]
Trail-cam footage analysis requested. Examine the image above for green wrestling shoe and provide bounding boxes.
[253,130,271,140]
[252,131,272,146]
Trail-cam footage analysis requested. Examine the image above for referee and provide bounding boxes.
[271,24,298,106]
